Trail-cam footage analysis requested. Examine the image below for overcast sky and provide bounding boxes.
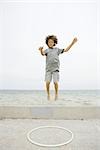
[0,0,100,90]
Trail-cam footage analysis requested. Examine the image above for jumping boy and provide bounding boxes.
[38,35,77,100]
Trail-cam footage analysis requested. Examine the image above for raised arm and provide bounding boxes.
[38,47,45,56]
[64,37,78,52]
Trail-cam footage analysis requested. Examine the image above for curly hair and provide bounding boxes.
[45,35,58,46]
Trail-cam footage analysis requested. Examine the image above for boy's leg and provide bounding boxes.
[45,71,52,100]
[53,71,59,100]
[46,81,50,100]
[54,82,58,100]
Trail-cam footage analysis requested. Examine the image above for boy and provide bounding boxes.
[39,35,77,100]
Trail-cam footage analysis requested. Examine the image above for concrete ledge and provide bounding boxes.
[0,105,100,119]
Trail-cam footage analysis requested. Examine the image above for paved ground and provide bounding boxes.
[0,119,100,150]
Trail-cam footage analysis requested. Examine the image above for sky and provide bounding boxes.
[0,0,100,90]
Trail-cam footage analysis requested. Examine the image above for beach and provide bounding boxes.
[0,90,99,106]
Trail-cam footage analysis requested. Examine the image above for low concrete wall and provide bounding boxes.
[0,105,100,119]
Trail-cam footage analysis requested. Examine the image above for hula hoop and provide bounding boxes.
[27,126,74,147]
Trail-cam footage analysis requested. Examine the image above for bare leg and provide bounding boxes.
[54,82,58,100]
[46,81,50,100]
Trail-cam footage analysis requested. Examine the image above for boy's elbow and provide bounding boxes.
[41,53,45,56]
[64,49,67,52]
[41,51,45,56]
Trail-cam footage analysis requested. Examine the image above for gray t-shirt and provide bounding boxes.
[44,47,64,72]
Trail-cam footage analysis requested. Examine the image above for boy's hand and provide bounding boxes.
[72,37,78,44]
[64,37,78,52]
[39,47,43,51]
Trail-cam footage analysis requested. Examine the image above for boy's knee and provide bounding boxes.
[54,82,58,85]
[46,81,50,85]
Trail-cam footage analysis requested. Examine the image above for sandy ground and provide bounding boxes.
[0,90,99,106]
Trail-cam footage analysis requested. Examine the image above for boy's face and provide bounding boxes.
[48,39,54,48]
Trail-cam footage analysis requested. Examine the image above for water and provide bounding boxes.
[0,90,100,106]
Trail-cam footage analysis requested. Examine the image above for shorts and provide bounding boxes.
[45,70,59,83]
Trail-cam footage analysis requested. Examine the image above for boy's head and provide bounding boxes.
[45,35,58,48]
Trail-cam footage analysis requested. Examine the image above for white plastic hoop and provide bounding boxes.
[27,126,74,147]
